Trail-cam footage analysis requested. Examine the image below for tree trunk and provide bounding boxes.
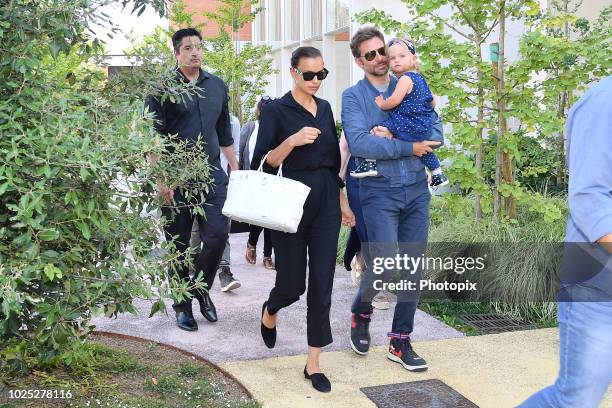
[556,91,568,185]
[494,0,515,219]
[492,55,501,221]
[556,0,571,187]
[475,33,485,220]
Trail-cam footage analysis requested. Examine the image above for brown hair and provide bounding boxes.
[350,26,385,58]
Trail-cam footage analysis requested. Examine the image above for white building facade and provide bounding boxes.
[251,0,607,118]
[252,0,528,118]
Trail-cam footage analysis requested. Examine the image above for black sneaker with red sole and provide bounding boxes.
[350,313,372,355]
[387,335,428,371]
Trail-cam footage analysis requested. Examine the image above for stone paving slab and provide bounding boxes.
[219,328,612,408]
[93,233,463,364]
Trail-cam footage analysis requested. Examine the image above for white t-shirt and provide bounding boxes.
[220,115,241,174]
[248,120,260,166]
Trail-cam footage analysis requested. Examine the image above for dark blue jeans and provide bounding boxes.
[346,157,368,242]
[351,176,430,334]
[518,285,612,408]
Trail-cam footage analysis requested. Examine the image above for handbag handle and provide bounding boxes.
[257,151,284,177]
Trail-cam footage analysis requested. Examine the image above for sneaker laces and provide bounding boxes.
[391,335,420,359]
[354,313,372,339]
[221,266,233,278]
[387,332,420,358]
[403,339,419,358]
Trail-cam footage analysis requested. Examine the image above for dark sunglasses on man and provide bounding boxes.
[359,46,386,62]
[293,67,330,81]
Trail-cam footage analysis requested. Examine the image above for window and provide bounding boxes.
[326,0,350,32]
[256,0,267,43]
[284,0,300,43]
[268,0,281,43]
[303,0,322,39]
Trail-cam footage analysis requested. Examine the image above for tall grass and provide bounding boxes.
[336,226,351,266]
[427,194,567,323]
[334,194,567,324]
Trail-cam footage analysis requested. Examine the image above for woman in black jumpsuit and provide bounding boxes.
[250,47,355,393]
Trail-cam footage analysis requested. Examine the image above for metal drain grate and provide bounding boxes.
[361,379,479,408]
[459,314,536,334]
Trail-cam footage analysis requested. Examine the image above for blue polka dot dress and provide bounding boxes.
[380,72,440,171]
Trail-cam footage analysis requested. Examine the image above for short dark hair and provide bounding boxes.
[350,27,385,58]
[256,96,274,113]
[290,46,322,68]
[172,28,202,53]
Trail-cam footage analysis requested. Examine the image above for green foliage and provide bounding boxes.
[428,195,565,320]
[205,37,276,123]
[203,0,263,33]
[201,0,277,123]
[357,1,610,222]
[336,226,351,266]
[0,0,213,372]
[178,362,199,377]
[126,0,276,124]
[2,337,261,407]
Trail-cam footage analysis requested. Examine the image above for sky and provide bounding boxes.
[96,2,168,57]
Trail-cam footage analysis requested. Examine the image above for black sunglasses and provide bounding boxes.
[294,67,329,81]
[360,46,386,61]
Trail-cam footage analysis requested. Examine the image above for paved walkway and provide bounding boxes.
[93,233,612,407]
[221,328,611,408]
[93,233,463,364]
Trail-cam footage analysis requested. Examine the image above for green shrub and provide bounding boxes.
[336,226,351,266]
[0,0,208,372]
[427,194,566,322]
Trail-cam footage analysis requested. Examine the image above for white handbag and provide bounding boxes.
[222,152,311,233]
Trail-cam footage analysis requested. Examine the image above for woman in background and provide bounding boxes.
[239,97,276,270]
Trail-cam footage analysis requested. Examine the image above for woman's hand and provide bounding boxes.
[289,127,320,147]
[340,192,355,227]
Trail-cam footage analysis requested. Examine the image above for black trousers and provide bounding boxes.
[161,185,229,312]
[248,225,273,257]
[266,168,341,348]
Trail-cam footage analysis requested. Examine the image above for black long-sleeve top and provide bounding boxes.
[250,91,343,187]
[145,68,233,183]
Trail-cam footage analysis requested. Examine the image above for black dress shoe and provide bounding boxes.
[304,366,331,393]
[192,285,218,322]
[176,310,198,331]
[260,301,276,349]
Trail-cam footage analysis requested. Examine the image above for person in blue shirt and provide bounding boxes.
[518,76,612,408]
[342,26,440,373]
[351,37,449,189]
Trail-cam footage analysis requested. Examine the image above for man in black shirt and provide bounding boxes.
[146,28,238,332]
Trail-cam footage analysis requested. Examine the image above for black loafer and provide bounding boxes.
[176,310,198,331]
[304,367,331,393]
[261,301,276,349]
[192,285,218,322]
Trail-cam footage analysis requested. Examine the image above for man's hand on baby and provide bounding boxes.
[413,140,441,157]
[370,126,394,139]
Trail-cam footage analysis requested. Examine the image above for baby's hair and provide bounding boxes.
[387,37,417,55]
[388,36,422,72]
